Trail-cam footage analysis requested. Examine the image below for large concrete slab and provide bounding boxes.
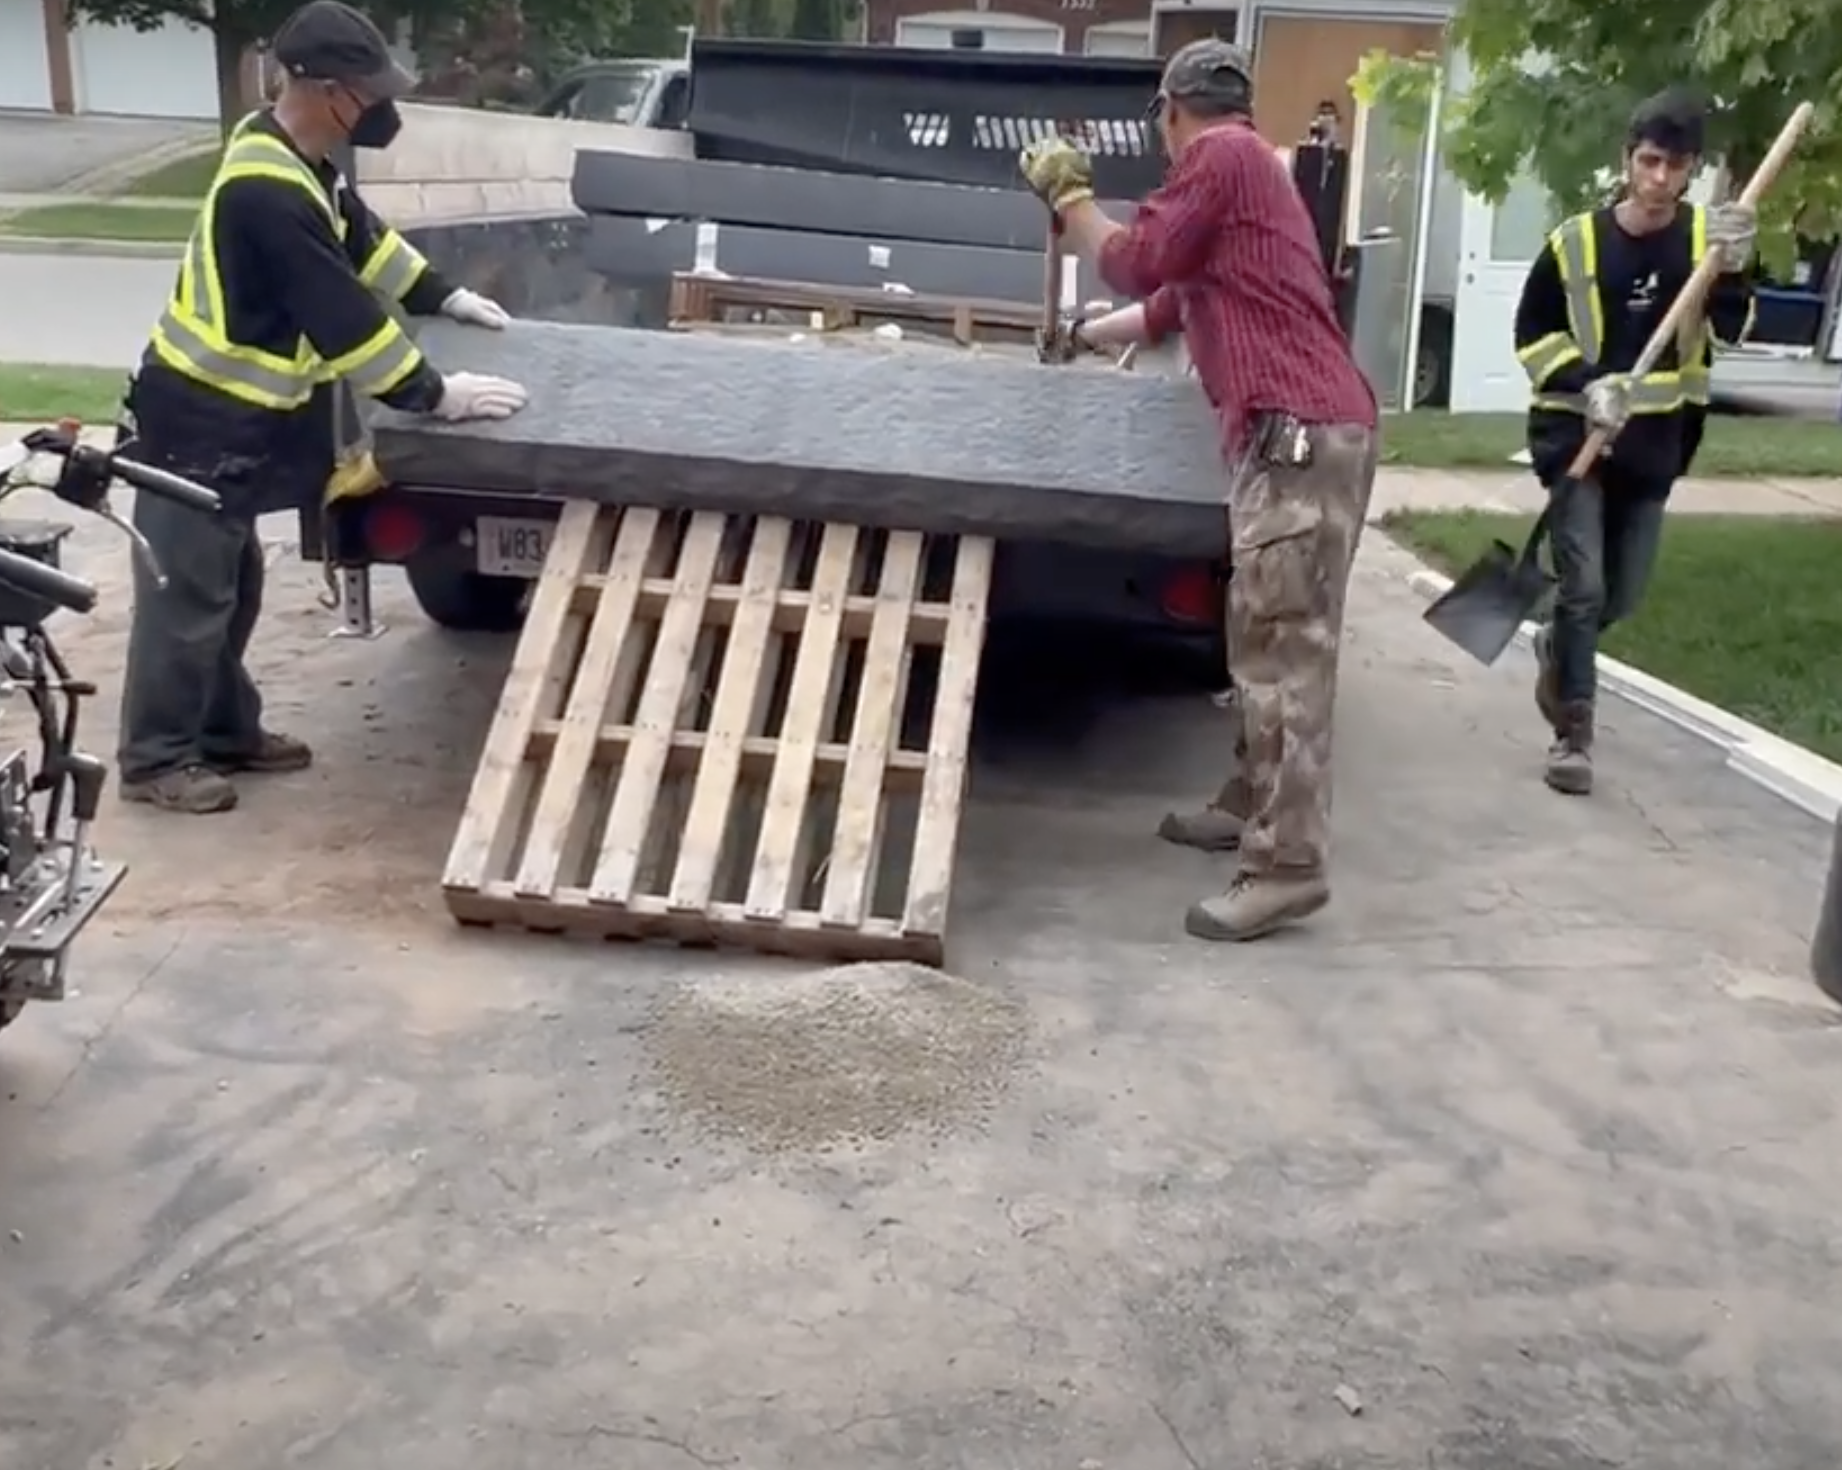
[585,213,1114,307]
[376,318,1227,555]
[1,506,1838,1469]
[571,148,1137,252]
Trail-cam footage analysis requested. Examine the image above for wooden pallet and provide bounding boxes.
[668,271,1041,347]
[443,501,994,965]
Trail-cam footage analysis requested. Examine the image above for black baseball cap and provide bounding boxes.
[272,0,414,99]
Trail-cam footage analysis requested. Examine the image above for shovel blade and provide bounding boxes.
[1423,538,1556,667]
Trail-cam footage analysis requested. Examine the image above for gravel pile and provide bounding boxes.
[643,960,1028,1153]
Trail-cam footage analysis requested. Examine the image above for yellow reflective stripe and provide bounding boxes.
[359,228,428,301]
[1516,331,1582,387]
[1551,215,1604,364]
[1534,379,1686,416]
[323,320,424,397]
[153,125,356,405]
[1691,203,1706,265]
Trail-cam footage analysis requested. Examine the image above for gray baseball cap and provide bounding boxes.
[1159,38,1254,106]
[272,0,414,100]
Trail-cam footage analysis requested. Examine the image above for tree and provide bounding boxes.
[1355,0,1842,272]
[786,0,837,42]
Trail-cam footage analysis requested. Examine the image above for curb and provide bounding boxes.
[1402,563,1842,824]
[0,235,181,259]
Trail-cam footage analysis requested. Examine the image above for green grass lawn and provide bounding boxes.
[118,147,221,199]
[1383,507,1842,763]
[0,363,130,426]
[0,201,197,243]
[1384,410,1842,478]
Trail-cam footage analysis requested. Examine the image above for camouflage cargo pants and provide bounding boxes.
[1223,420,1378,876]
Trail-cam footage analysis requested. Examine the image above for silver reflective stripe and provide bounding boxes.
[153,316,312,405]
[364,232,426,300]
[340,329,424,397]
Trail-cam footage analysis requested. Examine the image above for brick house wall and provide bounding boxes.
[862,0,1154,53]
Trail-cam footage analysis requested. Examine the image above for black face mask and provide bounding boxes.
[345,97,402,151]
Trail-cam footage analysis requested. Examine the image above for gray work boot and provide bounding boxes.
[1532,624,1562,732]
[1158,777,1249,852]
[205,730,313,775]
[1544,701,1595,796]
[1185,869,1329,941]
[121,763,239,814]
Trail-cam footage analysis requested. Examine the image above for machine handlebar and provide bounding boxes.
[0,547,99,616]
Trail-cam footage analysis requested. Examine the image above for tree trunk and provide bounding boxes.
[213,26,253,136]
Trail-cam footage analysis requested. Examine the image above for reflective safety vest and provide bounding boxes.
[149,113,429,413]
[1518,205,1714,415]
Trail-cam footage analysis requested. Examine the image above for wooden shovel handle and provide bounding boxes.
[1565,100,1816,480]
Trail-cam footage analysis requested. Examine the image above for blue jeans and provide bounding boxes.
[1546,473,1666,707]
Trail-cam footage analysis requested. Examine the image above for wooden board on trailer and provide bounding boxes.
[442,501,994,966]
[667,271,1042,347]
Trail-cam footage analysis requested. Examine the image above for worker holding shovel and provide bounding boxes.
[1515,90,1758,795]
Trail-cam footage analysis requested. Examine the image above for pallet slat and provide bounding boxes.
[444,508,992,966]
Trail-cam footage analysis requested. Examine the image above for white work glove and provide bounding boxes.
[1706,202,1757,273]
[441,288,512,330]
[433,371,528,423]
[1584,373,1631,434]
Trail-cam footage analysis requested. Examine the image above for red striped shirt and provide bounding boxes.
[1099,120,1376,455]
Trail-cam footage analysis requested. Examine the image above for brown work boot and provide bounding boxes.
[1184,869,1329,942]
[206,731,314,775]
[1157,777,1249,852]
[120,763,239,814]
[1532,624,1562,732]
[1544,701,1594,796]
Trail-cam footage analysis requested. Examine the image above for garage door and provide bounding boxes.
[0,0,52,111]
[72,14,216,118]
[895,14,1065,52]
[1084,23,1151,58]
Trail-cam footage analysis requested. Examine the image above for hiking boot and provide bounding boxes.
[1184,869,1329,942]
[121,763,238,814]
[206,731,314,775]
[1544,701,1595,796]
[1532,624,1562,732]
[1157,777,1250,852]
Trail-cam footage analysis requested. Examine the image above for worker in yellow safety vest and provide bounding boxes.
[1511,88,1757,799]
[114,0,529,816]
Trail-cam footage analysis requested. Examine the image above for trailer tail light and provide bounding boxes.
[364,500,426,563]
[1158,563,1220,627]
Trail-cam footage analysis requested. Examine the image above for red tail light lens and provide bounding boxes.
[1158,564,1220,626]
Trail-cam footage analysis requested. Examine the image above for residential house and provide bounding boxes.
[0,0,260,118]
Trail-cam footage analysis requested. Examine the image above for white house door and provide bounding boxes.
[1448,170,1558,413]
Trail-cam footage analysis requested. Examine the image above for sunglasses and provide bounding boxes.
[1146,93,1169,120]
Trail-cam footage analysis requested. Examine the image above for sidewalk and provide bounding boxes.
[1372,464,1842,518]
[0,192,199,210]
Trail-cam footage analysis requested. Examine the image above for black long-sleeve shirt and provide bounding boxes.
[128,111,452,516]
[1515,203,1754,494]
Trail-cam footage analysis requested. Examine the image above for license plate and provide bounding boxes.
[476,516,553,578]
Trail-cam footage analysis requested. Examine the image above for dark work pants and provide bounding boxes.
[117,490,266,782]
[1547,473,1666,708]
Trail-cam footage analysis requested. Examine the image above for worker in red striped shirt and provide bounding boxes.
[1020,38,1379,943]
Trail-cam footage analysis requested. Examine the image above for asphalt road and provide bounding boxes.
[0,497,1836,1470]
[0,110,212,194]
[0,249,175,369]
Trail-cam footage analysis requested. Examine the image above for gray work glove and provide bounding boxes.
[1707,201,1757,273]
[1584,373,1632,434]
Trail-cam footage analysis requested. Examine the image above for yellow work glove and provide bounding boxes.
[1019,136,1096,213]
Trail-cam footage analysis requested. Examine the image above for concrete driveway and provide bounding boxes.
[0,508,1836,1470]
[0,109,213,193]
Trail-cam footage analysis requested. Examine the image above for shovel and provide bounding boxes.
[1422,506,1555,665]
[1423,99,1815,667]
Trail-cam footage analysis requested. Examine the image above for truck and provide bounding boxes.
[315,38,1230,681]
